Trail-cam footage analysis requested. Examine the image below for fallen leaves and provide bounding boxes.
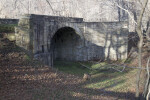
[0,48,136,100]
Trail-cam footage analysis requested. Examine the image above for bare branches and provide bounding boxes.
[45,0,55,15]
[79,62,126,73]
[14,0,19,9]
[108,64,126,72]
[78,62,93,70]
[111,0,137,25]
[135,0,149,97]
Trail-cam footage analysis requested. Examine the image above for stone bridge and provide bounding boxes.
[15,14,128,66]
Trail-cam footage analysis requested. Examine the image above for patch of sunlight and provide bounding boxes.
[109,81,130,92]
[108,71,136,92]
[71,92,87,98]
[85,78,119,89]
[91,72,103,78]
[91,62,107,69]
[84,72,129,91]
[54,61,111,76]
[91,70,125,79]
[54,61,90,76]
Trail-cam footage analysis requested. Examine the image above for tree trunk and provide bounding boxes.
[136,30,143,98]
[135,0,149,98]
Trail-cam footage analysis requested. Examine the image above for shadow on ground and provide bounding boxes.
[0,42,140,100]
[0,60,140,100]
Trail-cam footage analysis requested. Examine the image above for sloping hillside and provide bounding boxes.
[0,37,138,100]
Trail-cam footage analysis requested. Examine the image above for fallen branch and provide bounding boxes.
[79,62,126,72]
[109,64,126,72]
[78,62,93,70]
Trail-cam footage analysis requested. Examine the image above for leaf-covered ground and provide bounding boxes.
[0,39,137,100]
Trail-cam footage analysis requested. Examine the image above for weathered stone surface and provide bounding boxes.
[0,19,18,24]
[15,14,128,66]
[15,15,33,52]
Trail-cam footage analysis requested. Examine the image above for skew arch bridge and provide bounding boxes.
[15,14,128,66]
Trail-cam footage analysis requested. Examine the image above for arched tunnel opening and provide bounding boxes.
[50,27,81,62]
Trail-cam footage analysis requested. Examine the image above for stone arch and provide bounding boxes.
[51,23,84,40]
[47,23,84,52]
[48,26,83,62]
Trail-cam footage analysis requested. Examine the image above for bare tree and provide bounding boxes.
[135,0,149,98]
[110,0,150,99]
[1,0,150,99]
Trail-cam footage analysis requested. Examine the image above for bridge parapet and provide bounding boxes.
[15,14,129,66]
[29,14,83,22]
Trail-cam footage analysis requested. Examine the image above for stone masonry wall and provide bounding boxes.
[81,22,128,60]
[15,14,128,66]
[15,15,33,52]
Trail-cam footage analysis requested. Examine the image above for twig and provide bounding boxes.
[78,62,93,70]
[45,0,55,15]
[79,62,126,72]
[110,0,137,25]
[108,64,126,72]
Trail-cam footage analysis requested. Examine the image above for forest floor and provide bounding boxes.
[0,39,139,100]
[0,49,138,100]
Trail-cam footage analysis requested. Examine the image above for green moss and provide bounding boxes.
[0,24,17,33]
[24,54,31,61]
[54,61,91,76]
[54,61,112,76]
[53,60,135,93]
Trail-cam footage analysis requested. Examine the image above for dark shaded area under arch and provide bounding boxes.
[50,27,104,62]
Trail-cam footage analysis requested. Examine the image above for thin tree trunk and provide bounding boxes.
[146,85,150,100]
[143,57,150,97]
[136,38,143,98]
[135,0,149,98]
